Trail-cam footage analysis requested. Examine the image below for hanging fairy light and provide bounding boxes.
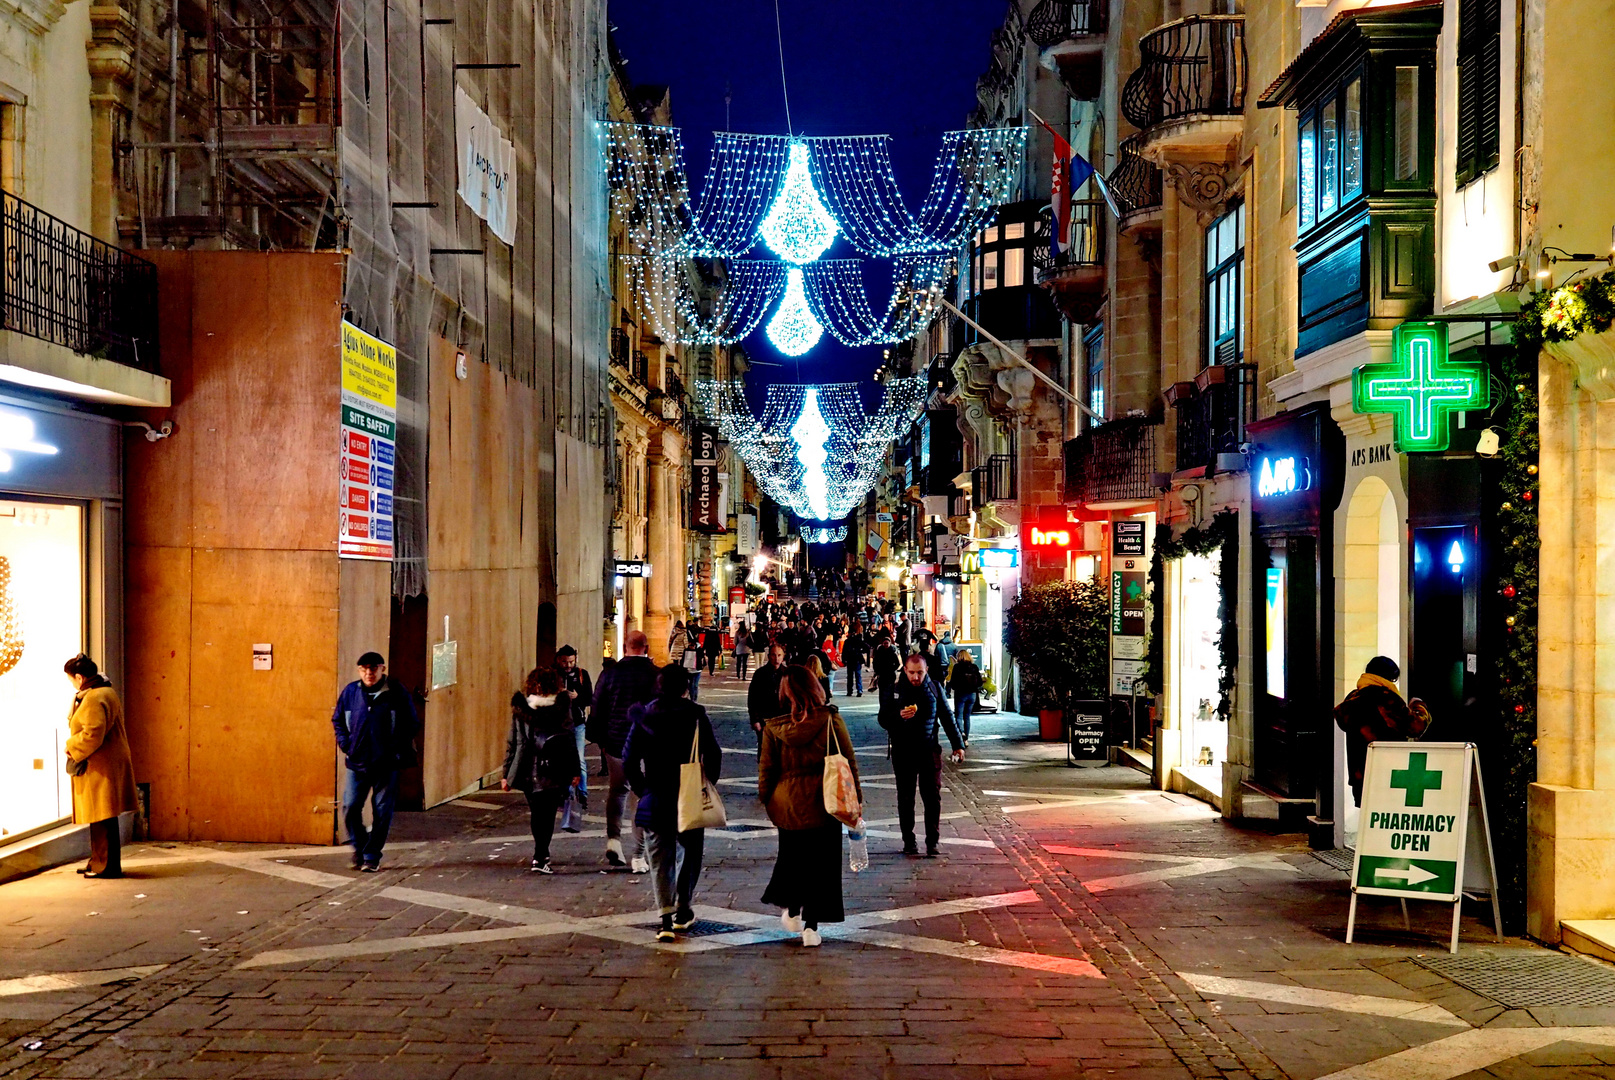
[799,525,849,544]
[766,268,825,356]
[760,142,839,264]
[697,377,928,523]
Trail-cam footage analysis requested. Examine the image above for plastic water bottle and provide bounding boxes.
[848,818,869,873]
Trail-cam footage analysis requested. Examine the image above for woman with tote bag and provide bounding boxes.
[758,666,862,947]
[622,664,722,942]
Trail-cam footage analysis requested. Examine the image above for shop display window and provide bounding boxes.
[1176,551,1226,768]
[0,499,83,841]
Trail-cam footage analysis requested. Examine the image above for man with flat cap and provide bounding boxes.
[331,651,419,871]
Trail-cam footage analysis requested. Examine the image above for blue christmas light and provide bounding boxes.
[765,268,824,356]
[760,142,839,264]
[791,388,833,521]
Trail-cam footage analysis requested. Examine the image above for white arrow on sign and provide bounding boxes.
[1377,863,1440,886]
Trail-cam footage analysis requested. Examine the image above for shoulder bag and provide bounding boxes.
[676,723,727,831]
[821,716,862,826]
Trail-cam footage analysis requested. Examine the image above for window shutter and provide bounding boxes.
[1455,0,1501,186]
[1476,0,1502,172]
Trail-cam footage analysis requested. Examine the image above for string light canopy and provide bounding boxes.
[604,124,1027,261]
[621,253,952,350]
[799,525,849,544]
[698,377,928,524]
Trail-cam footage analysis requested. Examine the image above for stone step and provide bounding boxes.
[1561,920,1615,964]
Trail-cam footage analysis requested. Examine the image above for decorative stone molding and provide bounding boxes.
[2,0,68,37]
[1542,327,1615,403]
[1164,161,1232,218]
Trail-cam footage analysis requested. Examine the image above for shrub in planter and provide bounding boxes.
[1005,579,1109,737]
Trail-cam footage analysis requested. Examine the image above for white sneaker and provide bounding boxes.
[780,909,805,933]
[630,855,650,874]
[605,838,625,866]
[801,927,821,947]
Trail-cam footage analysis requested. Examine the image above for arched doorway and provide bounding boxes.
[1337,475,1403,844]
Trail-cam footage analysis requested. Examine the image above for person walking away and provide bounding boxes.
[500,667,581,873]
[63,654,137,879]
[871,632,902,724]
[703,623,722,675]
[920,639,946,686]
[758,667,862,947]
[589,630,659,872]
[884,655,964,857]
[841,627,867,697]
[1333,655,1432,809]
[806,652,832,700]
[622,664,722,941]
[733,622,753,680]
[748,643,789,744]
[555,645,593,833]
[331,651,419,871]
[821,635,841,695]
[947,649,983,746]
[667,620,689,662]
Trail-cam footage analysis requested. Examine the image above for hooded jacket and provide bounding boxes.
[621,695,721,830]
[503,692,580,793]
[1333,672,1432,803]
[758,704,861,831]
[588,654,659,757]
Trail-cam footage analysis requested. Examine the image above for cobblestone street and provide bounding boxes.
[2,671,1613,1079]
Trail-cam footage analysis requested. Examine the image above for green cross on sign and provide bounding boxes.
[1351,322,1490,453]
[1389,751,1443,807]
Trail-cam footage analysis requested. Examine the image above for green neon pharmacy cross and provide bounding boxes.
[1390,752,1444,807]
[1351,322,1490,452]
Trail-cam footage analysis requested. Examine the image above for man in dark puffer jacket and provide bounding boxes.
[1333,655,1432,806]
[588,630,659,870]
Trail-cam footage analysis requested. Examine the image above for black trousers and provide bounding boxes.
[891,743,943,848]
[524,788,568,863]
[88,817,122,875]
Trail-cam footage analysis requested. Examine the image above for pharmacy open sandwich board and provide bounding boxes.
[1347,742,1502,953]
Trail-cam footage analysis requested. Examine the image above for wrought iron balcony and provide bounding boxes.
[1036,199,1106,324]
[1120,15,1246,132]
[970,454,1017,510]
[1166,363,1255,474]
[631,350,649,386]
[610,326,630,367]
[1027,0,1107,47]
[1063,416,1160,506]
[2,191,158,373]
[1108,134,1163,219]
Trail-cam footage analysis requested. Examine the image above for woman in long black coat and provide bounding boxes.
[501,666,581,873]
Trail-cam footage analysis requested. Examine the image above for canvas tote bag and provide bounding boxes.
[822,715,862,827]
[677,724,727,831]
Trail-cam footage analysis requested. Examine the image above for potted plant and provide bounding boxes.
[1005,579,1109,741]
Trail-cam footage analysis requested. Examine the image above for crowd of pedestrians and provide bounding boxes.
[323,583,975,948]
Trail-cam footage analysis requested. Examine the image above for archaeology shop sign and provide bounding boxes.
[691,425,724,533]
[339,322,397,562]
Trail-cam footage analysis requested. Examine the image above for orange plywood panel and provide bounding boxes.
[185,703,337,844]
[124,544,192,840]
[187,252,346,553]
[126,250,196,551]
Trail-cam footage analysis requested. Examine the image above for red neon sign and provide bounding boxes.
[1027,526,1073,547]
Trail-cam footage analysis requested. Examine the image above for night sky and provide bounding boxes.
[607,0,1010,394]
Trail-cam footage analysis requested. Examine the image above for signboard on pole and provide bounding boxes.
[1346,742,1502,953]
[691,426,724,533]
[1112,520,1146,557]
[339,322,397,561]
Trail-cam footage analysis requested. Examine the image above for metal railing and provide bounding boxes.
[610,327,630,367]
[1120,15,1246,131]
[2,191,158,373]
[1064,417,1160,505]
[1026,0,1107,47]
[970,454,1018,510]
[1107,133,1163,217]
[630,350,649,386]
[1172,363,1255,473]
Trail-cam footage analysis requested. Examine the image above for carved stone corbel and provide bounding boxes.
[1165,161,1233,219]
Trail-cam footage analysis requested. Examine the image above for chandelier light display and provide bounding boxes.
[799,525,849,544]
[606,122,1024,356]
[699,377,927,524]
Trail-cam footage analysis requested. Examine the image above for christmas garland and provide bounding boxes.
[1146,510,1239,719]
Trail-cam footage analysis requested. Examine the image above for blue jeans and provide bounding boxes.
[847,665,864,695]
[689,670,702,702]
[559,725,588,831]
[342,767,399,866]
[955,693,977,742]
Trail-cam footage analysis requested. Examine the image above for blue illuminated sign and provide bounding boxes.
[1256,456,1313,499]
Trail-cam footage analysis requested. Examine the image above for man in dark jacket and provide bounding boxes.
[871,632,902,724]
[841,628,867,697]
[331,651,419,871]
[747,643,789,741]
[555,645,593,833]
[884,654,964,857]
[589,630,659,870]
[947,650,983,745]
[1333,656,1432,806]
[622,664,722,940]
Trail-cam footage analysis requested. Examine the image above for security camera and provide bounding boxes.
[1488,253,1520,274]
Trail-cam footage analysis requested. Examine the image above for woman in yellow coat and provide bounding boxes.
[64,654,138,878]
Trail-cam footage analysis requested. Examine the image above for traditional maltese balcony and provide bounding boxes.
[1035,198,1107,325]
[1121,15,1246,159]
[1027,0,1108,100]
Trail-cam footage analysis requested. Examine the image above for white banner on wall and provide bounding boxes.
[455,87,516,246]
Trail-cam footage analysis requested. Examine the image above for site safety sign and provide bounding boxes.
[1347,741,1502,952]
